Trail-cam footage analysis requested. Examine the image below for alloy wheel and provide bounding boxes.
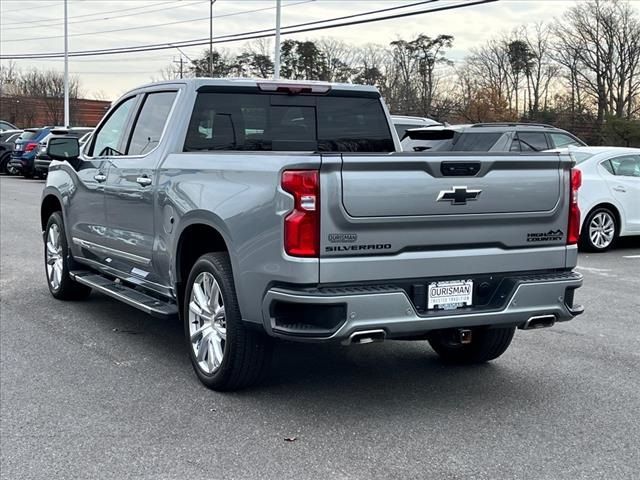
[588,212,615,249]
[45,223,64,290]
[188,272,227,374]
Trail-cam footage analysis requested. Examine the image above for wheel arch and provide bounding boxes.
[582,202,621,234]
[41,192,64,231]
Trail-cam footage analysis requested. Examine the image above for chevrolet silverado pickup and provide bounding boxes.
[41,78,584,391]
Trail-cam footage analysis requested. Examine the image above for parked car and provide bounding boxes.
[568,146,640,252]
[391,115,441,142]
[402,122,586,152]
[34,127,93,177]
[40,78,583,390]
[0,120,18,132]
[9,127,60,179]
[0,129,23,175]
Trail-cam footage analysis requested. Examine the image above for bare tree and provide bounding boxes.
[553,0,640,123]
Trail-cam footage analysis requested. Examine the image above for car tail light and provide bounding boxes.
[281,170,319,257]
[24,142,38,152]
[568,167,582,245]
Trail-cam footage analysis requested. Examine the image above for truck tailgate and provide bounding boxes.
[319,152,573,283]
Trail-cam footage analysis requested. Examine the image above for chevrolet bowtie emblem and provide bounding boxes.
[437,186,482,205]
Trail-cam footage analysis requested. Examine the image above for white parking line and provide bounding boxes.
[623,255,640,259]
[575,265,616,277]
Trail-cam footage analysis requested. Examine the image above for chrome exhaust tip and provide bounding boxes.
[522,314,556,330]
[345,329,386,345]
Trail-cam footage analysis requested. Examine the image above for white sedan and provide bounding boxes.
[572,147,640,251]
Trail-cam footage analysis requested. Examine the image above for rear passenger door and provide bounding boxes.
[103,90,178,285]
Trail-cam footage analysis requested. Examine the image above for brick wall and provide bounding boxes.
[0,96,111,128]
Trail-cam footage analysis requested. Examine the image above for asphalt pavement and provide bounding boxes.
[1,175,639,480]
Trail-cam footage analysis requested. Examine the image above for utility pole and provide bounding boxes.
[63,0,69,127]
[274,0,282,79]
[209,0,216,77]
[173,56,184,79]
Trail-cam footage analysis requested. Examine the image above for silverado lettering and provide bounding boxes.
[325,244,392,252]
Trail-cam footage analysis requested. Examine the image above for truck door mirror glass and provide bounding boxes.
[48,137,80,161]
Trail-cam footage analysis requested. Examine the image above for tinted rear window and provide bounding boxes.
[449,132,502,152]
[17,130,40,141]
[184,92,393,152]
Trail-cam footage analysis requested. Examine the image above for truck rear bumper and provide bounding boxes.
[261,271,583,343]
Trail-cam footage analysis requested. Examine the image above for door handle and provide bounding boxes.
[94,173,107,182]
[136,176,152,187]
[613,186,626,192]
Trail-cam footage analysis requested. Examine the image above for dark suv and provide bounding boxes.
[9,127,57,178]
[402,123,586,152]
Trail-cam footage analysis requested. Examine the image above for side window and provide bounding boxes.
[127,91,177,156]
[90,96,136,157]
[518,132,549,151]
[610,155,640,177]
[549,132,581,148]
[600,160,614,175]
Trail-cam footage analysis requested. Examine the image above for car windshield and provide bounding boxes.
[572,152,595,164]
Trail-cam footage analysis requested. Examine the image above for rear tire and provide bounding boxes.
[44,212,92,300]
[428,326,515,364]
[184,252,272,391]
[580,207,618,252]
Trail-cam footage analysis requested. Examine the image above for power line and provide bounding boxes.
[2,0,314,43]
[1,0,497,60]
[2,0,440,57]
[1,1,205,31]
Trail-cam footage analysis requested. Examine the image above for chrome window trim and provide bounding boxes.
[83,88,181,161]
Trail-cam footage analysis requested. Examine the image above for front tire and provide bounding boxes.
[184,252,272,391]
[428,326,515,364]
[44,212,92,300]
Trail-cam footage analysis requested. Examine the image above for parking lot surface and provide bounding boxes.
[1,175,639,480]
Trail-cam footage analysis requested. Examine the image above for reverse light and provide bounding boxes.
[568,167,582,245]
[281,170,320,257]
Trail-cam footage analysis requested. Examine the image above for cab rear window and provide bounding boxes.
[184,91,394,153]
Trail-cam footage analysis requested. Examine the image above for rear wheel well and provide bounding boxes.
[177,224,229,287]
[41,195,63,230]
[582,203,620,231]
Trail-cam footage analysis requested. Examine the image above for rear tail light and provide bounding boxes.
[568,167,582,245]
[24,142,38,152]
[281,170,320,257]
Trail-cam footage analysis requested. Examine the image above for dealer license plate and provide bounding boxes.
[428,279,473,310]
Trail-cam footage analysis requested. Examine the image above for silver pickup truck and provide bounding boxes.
[41,78,584,390]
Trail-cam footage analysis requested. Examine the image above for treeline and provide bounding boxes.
[163,0,639,145]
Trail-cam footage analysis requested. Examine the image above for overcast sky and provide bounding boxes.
[0,0,632,100]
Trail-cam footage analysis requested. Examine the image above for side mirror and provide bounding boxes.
[47,137,80,161]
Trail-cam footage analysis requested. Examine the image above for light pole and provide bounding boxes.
[274,0,282,79]
[64,0,69,127]
[209,0,217,77]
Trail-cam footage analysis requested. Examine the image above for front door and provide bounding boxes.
[68,95,138,266]
[103,90,178,284]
